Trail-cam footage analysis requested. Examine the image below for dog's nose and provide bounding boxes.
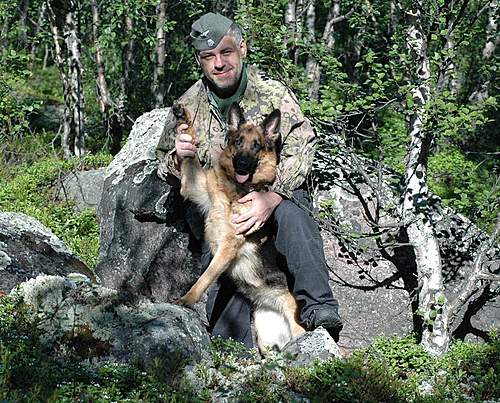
[233,154,257,174]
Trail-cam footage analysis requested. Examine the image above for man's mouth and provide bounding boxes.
[214,69,232,77]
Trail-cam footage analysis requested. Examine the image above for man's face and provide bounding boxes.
[197,34,247,96]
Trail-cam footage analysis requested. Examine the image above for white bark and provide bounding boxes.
[437,34,460,95]
[153,0,167,108]
[284,0,296,48]
[47,1,71,157]
[304,0,352,100]
[470,0,498,102]
[304,0,320,99]
[402,8,448,356]
[483,0,498,60]
[47,0,85,158]
[91,0,112,111]
[65,0,85,157]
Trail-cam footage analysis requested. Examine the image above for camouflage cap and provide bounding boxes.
[190,12,234,51]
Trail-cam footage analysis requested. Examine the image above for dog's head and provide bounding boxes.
[219,103,281,185]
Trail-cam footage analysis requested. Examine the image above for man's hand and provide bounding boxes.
[175,123,198,162]
[232,191,283,236]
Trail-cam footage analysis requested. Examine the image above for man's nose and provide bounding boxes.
[214,54,225,69]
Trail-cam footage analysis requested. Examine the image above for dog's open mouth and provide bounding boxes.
[235,170,250,184]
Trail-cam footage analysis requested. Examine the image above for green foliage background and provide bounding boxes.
[0,0,498,399]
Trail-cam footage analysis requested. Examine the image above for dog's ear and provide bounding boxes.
[227,102,246,133]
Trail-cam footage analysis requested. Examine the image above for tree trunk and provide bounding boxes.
[469,0,498,102]
[18,0,30,46]
[64,0,85,156]
[304,1,321,99]
[47,0,72,157]
[30,2,47,63]
[284,0,296,51]
[91,0,123,155]
[47,0,85,158]
[402,8,448,356]
[293,0,304,65]
[120,11,135,100]
[304,0,351,100]
[153,0,167,108]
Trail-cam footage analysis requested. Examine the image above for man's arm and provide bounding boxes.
[156,109,199,186]
[271,89,317,199]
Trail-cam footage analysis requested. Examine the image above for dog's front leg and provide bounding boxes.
[180,157,211,209]
[178,236,244,306]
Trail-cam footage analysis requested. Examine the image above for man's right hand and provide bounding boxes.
[175,123,198,161]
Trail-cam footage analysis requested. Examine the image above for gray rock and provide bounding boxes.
[95,108,203,303]
[12,275,211,370]
[56,168,106,212]
[282,327,342,366]
[93,108,498,353]
[0,212,95,293]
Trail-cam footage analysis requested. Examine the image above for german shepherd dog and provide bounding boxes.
[173,102,305,352]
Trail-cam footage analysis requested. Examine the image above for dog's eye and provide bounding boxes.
[234,137,243,147]
[252,140,262,152]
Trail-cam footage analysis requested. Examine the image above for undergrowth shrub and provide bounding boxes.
[0,153,112,268]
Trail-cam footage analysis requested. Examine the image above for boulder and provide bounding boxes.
[0,212,94,293]
[95,108,203,303]
[282,327,343,366]
[56,168,106,212]
[12,275,211,370]
[94,108,498,352]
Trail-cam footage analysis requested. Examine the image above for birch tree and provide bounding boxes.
[47,0,86,157]
[91,0,124,155]
[153,0,166,108]
[401,7,448,356]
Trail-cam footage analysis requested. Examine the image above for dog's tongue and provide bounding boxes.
[235,173,250,184]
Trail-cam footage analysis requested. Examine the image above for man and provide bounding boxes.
[156,12,342,347]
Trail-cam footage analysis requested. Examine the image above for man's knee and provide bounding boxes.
[274,200,318,233]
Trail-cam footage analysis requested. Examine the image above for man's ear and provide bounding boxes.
[239,39,248,59]
[228,102,245,133]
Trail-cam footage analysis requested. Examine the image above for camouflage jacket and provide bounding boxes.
[156,65,316,199]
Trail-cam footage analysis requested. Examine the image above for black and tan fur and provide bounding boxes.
[174,102,305,352]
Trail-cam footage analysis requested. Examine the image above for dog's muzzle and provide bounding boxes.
[233,154,258,184]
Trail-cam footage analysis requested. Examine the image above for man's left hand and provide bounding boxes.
[232,191,283,236]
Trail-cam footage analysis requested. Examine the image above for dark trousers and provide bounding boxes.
[204,189,339,348]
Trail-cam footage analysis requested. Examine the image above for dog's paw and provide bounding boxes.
[175,293,198,307]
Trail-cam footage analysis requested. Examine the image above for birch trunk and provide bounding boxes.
[65,0,85,156]
[120,11,135,101]
[47,0,85,157]
[47,0,72,157]
[470,0,498,102]
[91,0,123,154]
[304,0,348,100]
[293,0,304,65]
[402,8,448,356]
[30,2,47,63]
[304,1,321,99]
[18,0,30,45]
[284,0,296,49]
[153,0,167,108]
[437,34,460,95]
